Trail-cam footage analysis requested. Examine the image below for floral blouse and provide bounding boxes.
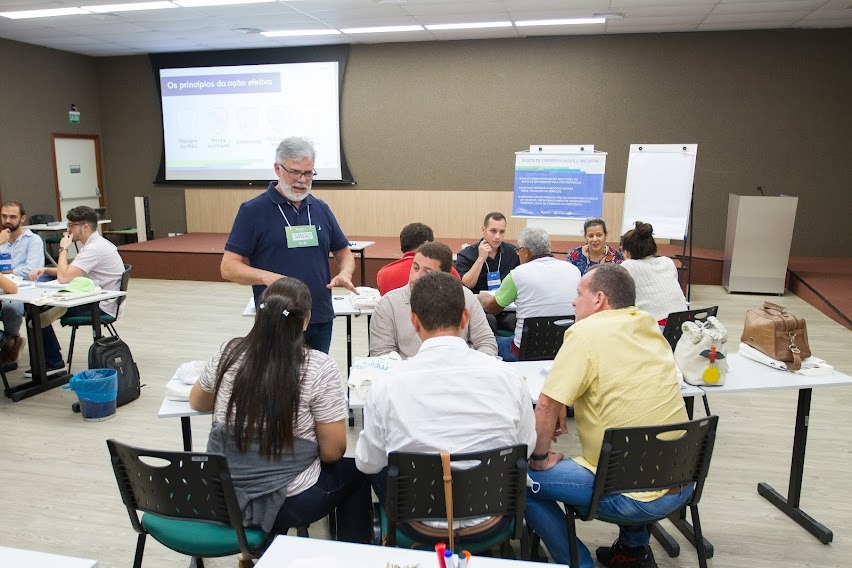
[567,244,624,275]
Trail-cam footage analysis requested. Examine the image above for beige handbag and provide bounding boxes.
[674,317,728,386]
[741,301,811,371]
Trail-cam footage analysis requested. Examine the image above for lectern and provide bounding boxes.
[722,195,798,294]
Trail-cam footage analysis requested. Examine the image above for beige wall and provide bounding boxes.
[2,29,850,255]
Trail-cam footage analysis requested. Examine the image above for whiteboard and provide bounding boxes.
[621,144,697,240]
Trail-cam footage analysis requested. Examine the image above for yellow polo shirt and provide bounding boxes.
[542,307,688,501]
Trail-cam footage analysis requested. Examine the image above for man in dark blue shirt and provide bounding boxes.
[221,137,356,354]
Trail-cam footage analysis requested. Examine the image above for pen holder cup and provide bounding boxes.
[64,368,118,421]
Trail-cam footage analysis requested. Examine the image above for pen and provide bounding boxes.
[462,550,471,567]
[444,550,455,568]
[435,542,447,568]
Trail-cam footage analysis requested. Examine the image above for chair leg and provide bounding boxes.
[189,557,204,568]
[296,524,309,537]
[566,512,580,568]
[132,533,146,568]
[106,322,117,337]
[690,506,709,568]
[237,553,255,568]
[702,395,712,416]
[66,325,78,373]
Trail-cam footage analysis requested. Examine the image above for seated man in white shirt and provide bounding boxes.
[28,206,125,374]
[369,241,496,359]
[356,271,536,518]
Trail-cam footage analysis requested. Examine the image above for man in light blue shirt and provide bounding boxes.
[0,201,44,368]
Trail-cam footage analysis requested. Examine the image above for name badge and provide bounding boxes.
[285,225,319,248]
[486,270,501,291]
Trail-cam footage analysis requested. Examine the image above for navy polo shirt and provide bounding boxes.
[455,240,520,294]
[225,182,349,324]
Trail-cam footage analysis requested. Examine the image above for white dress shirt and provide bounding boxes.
[355,335,536,474]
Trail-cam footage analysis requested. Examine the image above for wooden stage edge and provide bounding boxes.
[118,233,850,331]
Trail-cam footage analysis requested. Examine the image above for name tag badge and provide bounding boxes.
[487,271,501,291]
[285,225,319,248]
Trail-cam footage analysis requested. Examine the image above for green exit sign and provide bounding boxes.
[69,111,80,124]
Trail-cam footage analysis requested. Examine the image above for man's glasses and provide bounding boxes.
[278,164,317,181]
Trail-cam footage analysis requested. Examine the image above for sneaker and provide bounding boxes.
[0,336,25,365]
[596,539,658,568]
[24,362,67,378]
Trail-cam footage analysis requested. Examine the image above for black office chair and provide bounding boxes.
[107,439,273,568]
[517,315,574,361]
[662,306,718,417]
[375,445,529,557]
[532,416,719,568]
[61,263,132,372]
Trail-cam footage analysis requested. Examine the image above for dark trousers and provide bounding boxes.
[273,458,372,543]
[42,305,109,368]
[304,321,334,354]
[486,311,517,335]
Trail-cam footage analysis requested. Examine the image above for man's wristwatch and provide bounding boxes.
[59,246,68,252]
[529,452,549,461]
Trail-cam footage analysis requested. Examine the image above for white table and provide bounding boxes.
[255,534,539,567]
[0,545,97,567]
[699,353,852,544]
[1,286,126,402]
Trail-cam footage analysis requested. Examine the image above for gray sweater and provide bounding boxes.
[207,422,319,532]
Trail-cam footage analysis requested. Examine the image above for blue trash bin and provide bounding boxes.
[64,369,118,421]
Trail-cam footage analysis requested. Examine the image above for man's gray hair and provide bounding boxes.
[275,137,316,163]
[518,226,551,256]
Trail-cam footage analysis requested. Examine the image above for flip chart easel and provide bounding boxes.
[621,144,698,298]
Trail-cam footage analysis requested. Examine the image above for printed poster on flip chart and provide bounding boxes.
[512,152,606,218]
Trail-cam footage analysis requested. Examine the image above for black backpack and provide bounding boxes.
[88,335,141,407]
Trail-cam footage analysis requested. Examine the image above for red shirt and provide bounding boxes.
[376,251,461,295]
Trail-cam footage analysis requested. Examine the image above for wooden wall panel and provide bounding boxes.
[186,188,630,240]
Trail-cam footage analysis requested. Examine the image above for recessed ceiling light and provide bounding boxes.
[515,18,606,27]
[425,21,512,31]
[261,29,342,37]
[174,0,277,7]
[594,12,625,20]
[340,25,424,34]
[82,2,178,13]
[0,7,91,19]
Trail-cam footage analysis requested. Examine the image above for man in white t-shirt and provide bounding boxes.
[29,206,125,374]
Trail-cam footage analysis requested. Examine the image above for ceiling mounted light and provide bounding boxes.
[515,18,606,27]
[261,29,342,37]
[340,25,424,34]
[425,21,512,31]
[174,0,278,7]
[0,7,91,19]
[82,2,178,13]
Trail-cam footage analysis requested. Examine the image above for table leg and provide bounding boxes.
[359,250,367,287]
[757,388,833,544]
[7,303,71,402]
[346,314,355,427]
[181,416,193,451]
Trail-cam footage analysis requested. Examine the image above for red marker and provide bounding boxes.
[435,542,447,568]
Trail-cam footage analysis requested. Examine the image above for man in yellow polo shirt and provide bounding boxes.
[525,264,690,568]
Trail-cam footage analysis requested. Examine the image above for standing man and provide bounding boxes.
[221,137,356,354]
[29,206,126,375]
[524,265,691,568]
[0,201,44,368]
[456,212,520,334]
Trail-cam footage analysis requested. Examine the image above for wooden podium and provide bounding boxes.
[722,195,798,294]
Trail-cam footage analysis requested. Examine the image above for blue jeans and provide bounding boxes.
[304,321,334,354]
[0,300,25,339]
[526,458,694,567]
[496,335,519,362]
[273,458,371,543]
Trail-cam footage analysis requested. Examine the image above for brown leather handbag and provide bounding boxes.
[741,301,811,370]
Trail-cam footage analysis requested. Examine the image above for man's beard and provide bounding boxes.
[3,222,19,232]
[280,180,311,202]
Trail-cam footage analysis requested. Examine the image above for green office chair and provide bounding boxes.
[107,439,272,568]
[60,263,131,373]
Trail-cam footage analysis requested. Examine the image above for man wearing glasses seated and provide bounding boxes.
[221,136,357,354]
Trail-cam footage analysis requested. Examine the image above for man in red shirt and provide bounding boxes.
[376,223,459,295]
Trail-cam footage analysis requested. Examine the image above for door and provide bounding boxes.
[51,134,105,220]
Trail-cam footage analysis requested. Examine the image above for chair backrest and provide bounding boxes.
[583,416,719,521]
[106,439,255,555]
[518,316,574,361]
[386,444,528,543]
[28,214,56,225]
[661,306,719,351]
[111,264,132,317]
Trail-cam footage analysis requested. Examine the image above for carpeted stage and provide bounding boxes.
[117,233,850,330]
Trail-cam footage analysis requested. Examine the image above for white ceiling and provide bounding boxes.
[0,0,849,57]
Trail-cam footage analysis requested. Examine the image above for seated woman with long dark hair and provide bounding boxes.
[189,276,370,541]
[620,221,687,326]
